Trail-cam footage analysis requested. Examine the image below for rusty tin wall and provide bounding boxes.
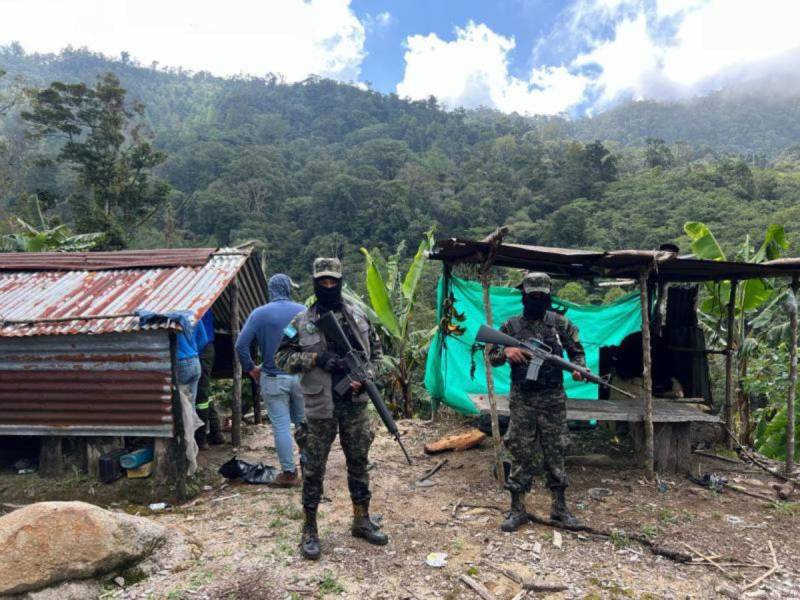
[0,329,174,437]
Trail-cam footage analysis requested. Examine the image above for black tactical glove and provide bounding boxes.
[316,351,345,372]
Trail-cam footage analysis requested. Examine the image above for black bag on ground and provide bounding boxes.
[218,456,278,484]
[470,413,510,437]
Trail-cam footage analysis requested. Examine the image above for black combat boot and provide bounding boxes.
[500,491,530,532]
[207,405,225,445]
[300,507,321,560]
[550,487,583,529]
[195,408,209,450]
[351,501,388,545]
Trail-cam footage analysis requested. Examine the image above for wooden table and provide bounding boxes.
[469,394,719,474]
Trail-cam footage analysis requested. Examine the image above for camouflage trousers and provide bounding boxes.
[295,400,374,510]
[505,388,569,493]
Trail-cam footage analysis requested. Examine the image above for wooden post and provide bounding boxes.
[638,269,654,476]
[724,279,739,449]
[787,276,798,476]
[167,332,187,500]
[481,277,505,486]
[39,437,63,477]
[231,275,243,447]
[479,226,508,487]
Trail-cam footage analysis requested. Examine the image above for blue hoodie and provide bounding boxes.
[235,273,305,375]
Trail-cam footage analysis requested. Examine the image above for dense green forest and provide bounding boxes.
[2,46,799,454]
[2,46,800,280]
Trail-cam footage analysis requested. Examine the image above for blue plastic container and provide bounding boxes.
[120,447,154,470]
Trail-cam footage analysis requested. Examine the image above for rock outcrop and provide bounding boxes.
[0,501,167,595]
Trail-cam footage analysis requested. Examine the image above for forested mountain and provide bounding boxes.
[2,47,800,281]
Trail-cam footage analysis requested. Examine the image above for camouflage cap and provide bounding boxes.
[519,271,552,294]
[313,257,343,279]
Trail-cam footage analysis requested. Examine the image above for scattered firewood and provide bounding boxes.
[773,483,795,500]
[522,581,569,593]
[424,428,487,454]
[459,574,497,600]
[741,541,781,593]
[692,450,742,465]
[418,458,448,482]
[723,482,774,502]
[524,511,692,563]
[680,542,737,580]
[480,561,522,584]
[452,497,462,517]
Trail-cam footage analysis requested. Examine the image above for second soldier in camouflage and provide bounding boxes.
[488,272,586,531]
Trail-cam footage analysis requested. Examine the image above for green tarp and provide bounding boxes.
[424,275,643,415]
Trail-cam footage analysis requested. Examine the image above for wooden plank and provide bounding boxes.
[469,394,720,423]
[724,279,738,449]
[39,436,63,477]
[639,269,654,476]
[787,276,798,476]
[231,276,242,447]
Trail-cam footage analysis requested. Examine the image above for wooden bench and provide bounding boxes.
[469,394,720,474]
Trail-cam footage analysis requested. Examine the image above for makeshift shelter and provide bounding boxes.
[426,231,800,476]
[0,247,267,497]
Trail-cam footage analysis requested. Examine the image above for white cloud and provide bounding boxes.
[397,22,588,115]
[575,0,800,108]
[399,0,800,115]
[0,0,366,81]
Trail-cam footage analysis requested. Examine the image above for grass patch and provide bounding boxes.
[610,530,631,549]
[318,571,345,595]
[658,508,677,524]
[269,517,287,529]
[641,524,658,539]
[767,501,800,516]
[273,502,303,520]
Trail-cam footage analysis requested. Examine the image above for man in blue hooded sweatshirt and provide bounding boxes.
[236,273,306,487]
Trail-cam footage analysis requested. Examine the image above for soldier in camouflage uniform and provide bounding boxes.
[488,272,585,531]
[274,257,388,560]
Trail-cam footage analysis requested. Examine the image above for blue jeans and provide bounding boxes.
[262,373,304,472]
[177,356,202,404]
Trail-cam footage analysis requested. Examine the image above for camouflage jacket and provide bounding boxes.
[488,311,585,392]
[274,300,382,419]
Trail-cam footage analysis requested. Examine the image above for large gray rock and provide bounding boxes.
[0,501,168,596]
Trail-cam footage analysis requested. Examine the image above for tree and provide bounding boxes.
[644,138,674,169]
[21,73,170,248]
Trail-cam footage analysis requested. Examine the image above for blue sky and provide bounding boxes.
[352,0,565,92]
[2,0,800,116]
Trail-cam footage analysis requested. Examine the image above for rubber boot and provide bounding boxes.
[500,491,530,532]
[300,507,321,560]
[550,487,583,529]
[207,404,225,445]
[195,408,209,450]
[351,501,388,545]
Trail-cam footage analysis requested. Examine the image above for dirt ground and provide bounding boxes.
[4,413,800,599]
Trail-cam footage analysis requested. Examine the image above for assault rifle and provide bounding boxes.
[316,310,413,465]
[475,324,636,399]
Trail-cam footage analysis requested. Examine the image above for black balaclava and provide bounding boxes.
[314,278,343,310]
[523,292,550,321]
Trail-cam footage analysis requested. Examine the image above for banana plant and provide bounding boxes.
[1,195,105,252]
[359,228,436,417]
[685,221,790,442]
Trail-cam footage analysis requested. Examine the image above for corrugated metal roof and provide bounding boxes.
[0,248,267,337]
[430,238,800,282]
[0,248,216,271]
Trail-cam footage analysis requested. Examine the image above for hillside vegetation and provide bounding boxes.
[1,46,800,278]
